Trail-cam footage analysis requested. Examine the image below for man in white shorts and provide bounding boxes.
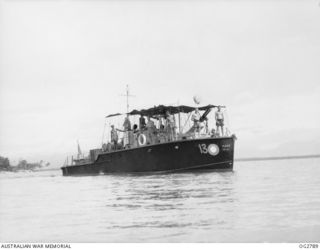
[215,106,224,136]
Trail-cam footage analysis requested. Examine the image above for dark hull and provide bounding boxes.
[61,137,235,176]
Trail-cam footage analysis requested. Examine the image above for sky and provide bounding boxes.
[0,0,320,167]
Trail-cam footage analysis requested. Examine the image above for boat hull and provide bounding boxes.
[61,137,235,176]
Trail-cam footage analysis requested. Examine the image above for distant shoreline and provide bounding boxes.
[1,154,320,173]
[235,154,320,162]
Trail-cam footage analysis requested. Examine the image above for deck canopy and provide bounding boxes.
[105,113,122,118]
[106,104,223,118]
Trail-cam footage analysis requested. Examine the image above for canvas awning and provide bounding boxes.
[106,104,224,118]
[105,113,122,118]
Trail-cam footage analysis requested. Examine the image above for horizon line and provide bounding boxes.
[235,154,320,162]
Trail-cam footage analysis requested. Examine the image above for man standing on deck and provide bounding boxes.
[215,106,224,136]
[123,116,132,148]
[110,125,118,149]
[139,115,146,131]
[123,116,131,131]
[191,108,201,132]
[146,116,156,144]
[165,110,175,141]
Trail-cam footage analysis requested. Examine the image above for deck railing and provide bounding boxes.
[63,152,91,166]
[63,127,232,166]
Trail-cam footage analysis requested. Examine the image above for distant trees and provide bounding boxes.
[0,156,50,171]
[0,156,10,170]
[16,159,47,170]
[17,159,28,169]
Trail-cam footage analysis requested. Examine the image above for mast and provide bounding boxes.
[178,112,181,135]
[126,84,129,113]
[121,84,135,113]
[177,100,181,135]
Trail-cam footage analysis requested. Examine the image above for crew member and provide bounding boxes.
[215,106,224,136]
[122,116,132,148]
[165,110,175,141]
[132,124,139,147]
[210,128,217,138]
[146,116,156,144]
[191,108,201,135]
[158,124,166,143]
[133,124,139,134]
[123,116,131,131]
[110,125,118,149]
[139,115,146,130]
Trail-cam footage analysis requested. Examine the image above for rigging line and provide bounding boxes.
[120,84,135,113]
[224,107,231,130]
[223,107,232,136]
[101,118,107,146]
[182,112,192,132]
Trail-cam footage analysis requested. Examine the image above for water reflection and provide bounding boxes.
[3,160,319,242]
[99,171,237,234]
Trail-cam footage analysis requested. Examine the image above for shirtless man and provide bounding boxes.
[215,106,224,136]
[191,108,201,129]
[191,108,202,137]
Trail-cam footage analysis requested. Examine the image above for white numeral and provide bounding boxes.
[198,144,208,154]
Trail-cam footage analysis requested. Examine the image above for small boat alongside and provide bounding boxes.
[61,103,236,176]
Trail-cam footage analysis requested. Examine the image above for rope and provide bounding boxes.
[224,107,232,135]
[101,119,107,146]
[182,112,192,133]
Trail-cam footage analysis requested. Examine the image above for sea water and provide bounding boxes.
[0,158,319,242]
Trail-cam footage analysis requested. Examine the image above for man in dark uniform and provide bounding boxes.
[139,114,146,130]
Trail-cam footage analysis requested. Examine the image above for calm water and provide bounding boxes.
[0,158,320,242]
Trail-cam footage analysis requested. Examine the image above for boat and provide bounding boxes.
[61,103,236,176]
